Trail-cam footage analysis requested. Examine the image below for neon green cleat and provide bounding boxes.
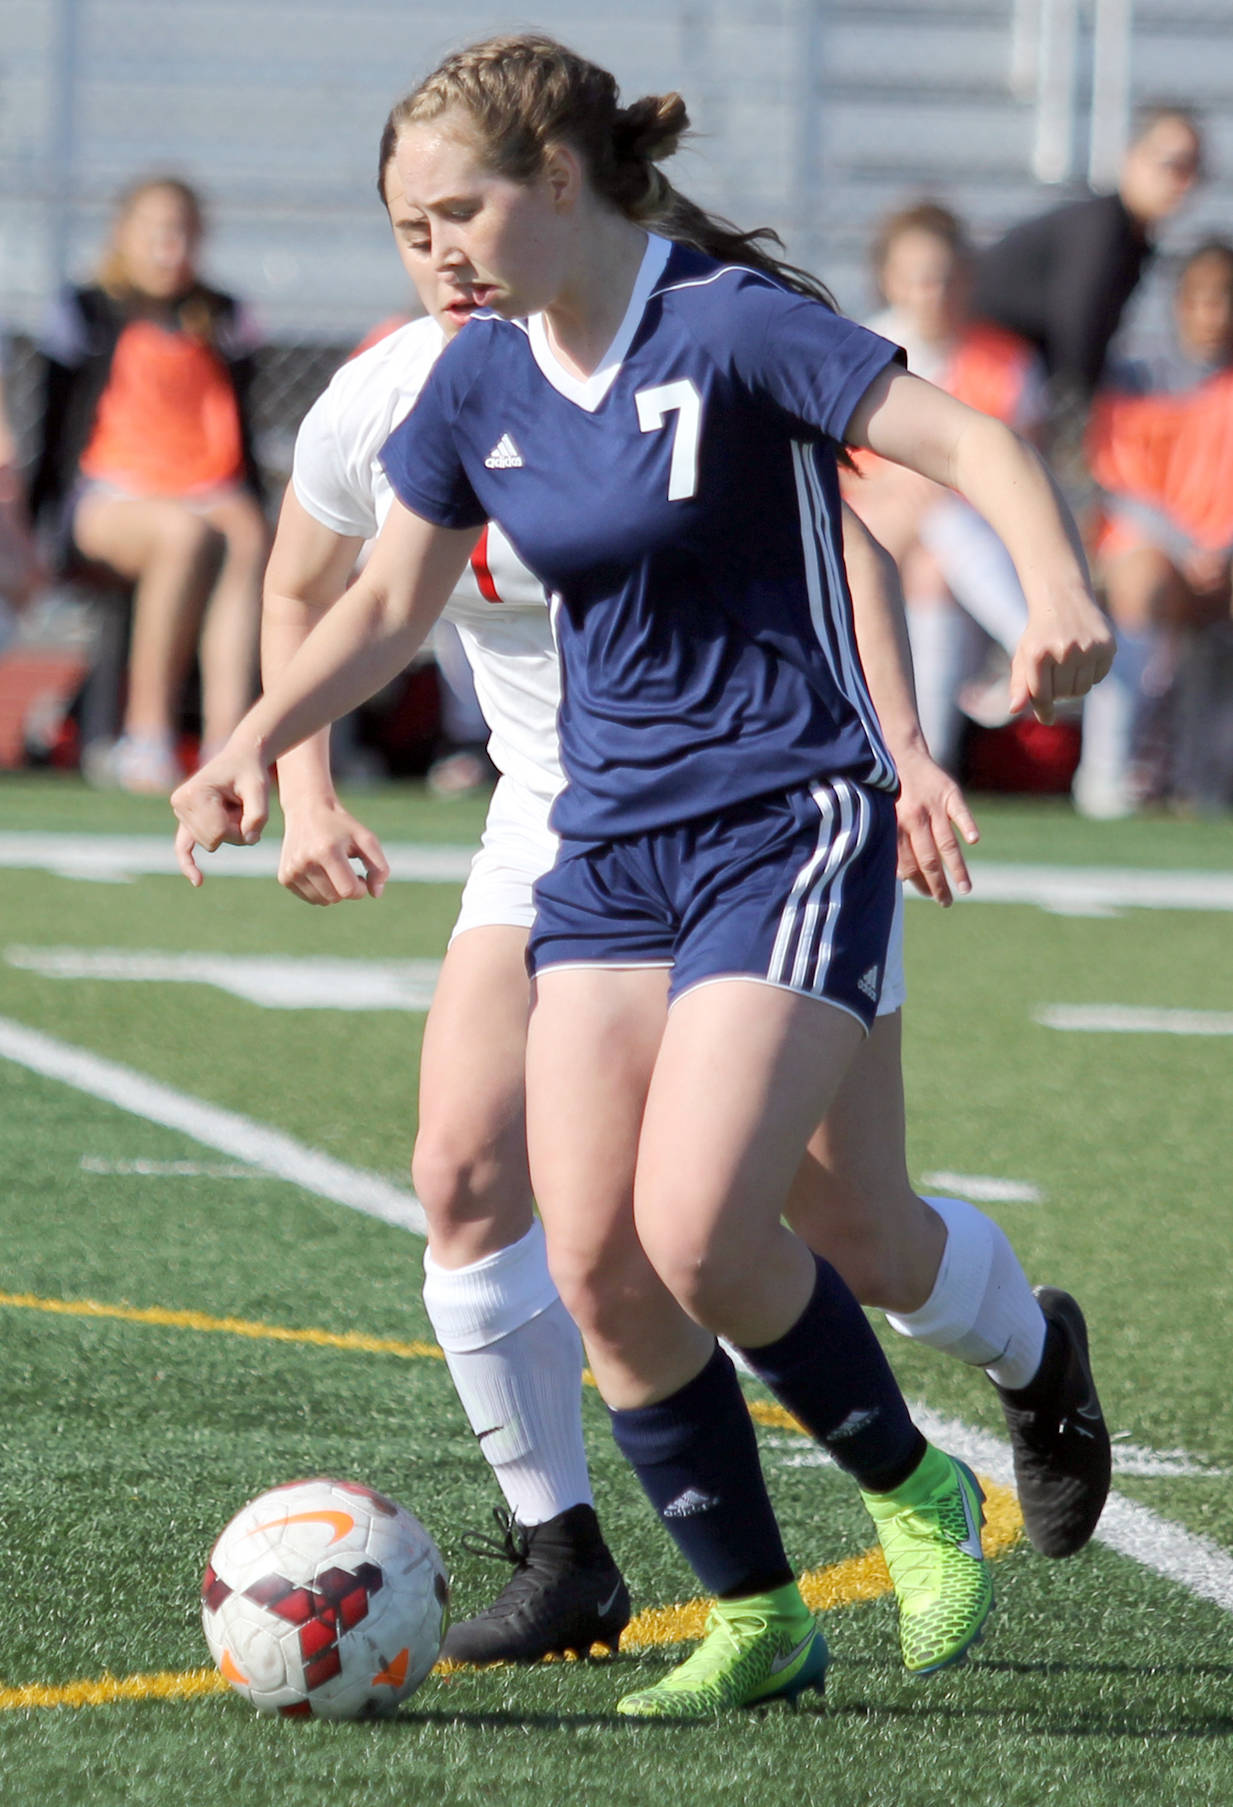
[861,1444,993,1675]
[616,1582,828,1720]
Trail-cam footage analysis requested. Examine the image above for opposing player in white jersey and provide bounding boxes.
[273,268,623,1664]
[175,37,1113,1715]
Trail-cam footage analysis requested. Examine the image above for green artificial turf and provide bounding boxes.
[1,781,1232,1805]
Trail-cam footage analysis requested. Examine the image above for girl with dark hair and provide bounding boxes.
[173,35,1112,1717]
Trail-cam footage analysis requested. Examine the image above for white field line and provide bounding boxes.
[1106,1441,1230,1480]
[927,863,1233,918]
[0,1017,426,1235]
[0,832,474,886]
[919,1171,1043,1204]
[761,1410,1233,1612]
[6,947,442,1012]
[2,832,1232,914]
[1037,1004,1233,1037]
[80,1156,264,1180]
[761,1432,1228,1482]
[6,1017,1233,1619]
[907,1406,1233,1616]
[731,1355,1233,1618]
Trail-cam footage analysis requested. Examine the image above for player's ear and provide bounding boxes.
[543,141,583,212]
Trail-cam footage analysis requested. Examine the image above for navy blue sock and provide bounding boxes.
[607,1344,792,1599]
[737,1254,926,1494]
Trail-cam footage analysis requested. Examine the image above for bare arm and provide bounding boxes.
[841,502,978,905]
[171,499,478,883]
[846,366,1114,721]
[259,486,393,904]
[261,486,366,805]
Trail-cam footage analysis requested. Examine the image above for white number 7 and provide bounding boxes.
[635,379,701,501]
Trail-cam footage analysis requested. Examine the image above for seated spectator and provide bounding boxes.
[1114,238,1233,395]
[845,201,1044,768]
[1075,254,1233,815]
[28,175,267,792]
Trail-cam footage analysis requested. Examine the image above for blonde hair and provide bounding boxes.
[378,34,838,308]
[95,175,204,299]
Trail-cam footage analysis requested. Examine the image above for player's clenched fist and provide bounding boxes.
[1008,589,1116,724]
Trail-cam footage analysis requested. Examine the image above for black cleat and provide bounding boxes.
[440,1503,630,1664]
[996,1286,1112,1558]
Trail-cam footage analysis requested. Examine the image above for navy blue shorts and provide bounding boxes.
[527,778,897,1029]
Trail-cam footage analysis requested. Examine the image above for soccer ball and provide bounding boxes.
[201,1477,449,1719]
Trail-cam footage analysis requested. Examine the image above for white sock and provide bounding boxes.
[919,498,1029,654]
[884,1195,1047,1390]
[1073,627,1155,815]
[422,1219,592,1526]
[906,599,968,769]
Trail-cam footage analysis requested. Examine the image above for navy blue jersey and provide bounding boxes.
[380,235,901,840]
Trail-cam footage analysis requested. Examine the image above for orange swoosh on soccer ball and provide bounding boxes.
[372,1648,410,1688]
[247,1509,355,1543]
[220,1648,250,1685]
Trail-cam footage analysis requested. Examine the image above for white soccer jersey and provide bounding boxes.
[292,316,563,800]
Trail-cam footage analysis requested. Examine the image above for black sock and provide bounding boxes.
[608,1344,793,1599]
[738,1254,926,1495]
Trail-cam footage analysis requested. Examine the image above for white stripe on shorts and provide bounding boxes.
[767,779,870,994]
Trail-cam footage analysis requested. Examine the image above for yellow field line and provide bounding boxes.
[1,1482,1022,1711]
[2,1488,1022,1711]
[0,1290,441,1363]
[0,1287,1023,1710]
[0,1670,230,1711]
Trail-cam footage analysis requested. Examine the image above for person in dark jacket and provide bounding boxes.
[969,106,1203,467]
[29,176,268,791]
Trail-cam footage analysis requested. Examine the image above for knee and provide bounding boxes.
[411,1123,527,1246]
[644,1225,751,1336]
[150,510,220,577]
[218,505,268,576]
[545,1234,651,1349]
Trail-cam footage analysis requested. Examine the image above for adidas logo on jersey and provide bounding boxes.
[484,433,524,469]
[857,966,880,1003]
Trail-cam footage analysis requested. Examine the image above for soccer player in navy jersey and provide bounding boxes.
[173,35,1113,1717]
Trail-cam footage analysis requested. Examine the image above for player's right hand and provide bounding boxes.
[277,796,389,905]
[893,741,980,907]
[171,742,271,887]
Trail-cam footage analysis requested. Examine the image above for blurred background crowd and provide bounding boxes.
[1,0,1231,816]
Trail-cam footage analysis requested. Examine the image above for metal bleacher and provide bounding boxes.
[2,2,1232,345]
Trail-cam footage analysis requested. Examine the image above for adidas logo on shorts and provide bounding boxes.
[857,966,880,1003]
[484,433,524,469]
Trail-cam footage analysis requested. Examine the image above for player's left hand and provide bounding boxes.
[171,741,271,888]
[894,742,980,907]
[1008,587,1115,724]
